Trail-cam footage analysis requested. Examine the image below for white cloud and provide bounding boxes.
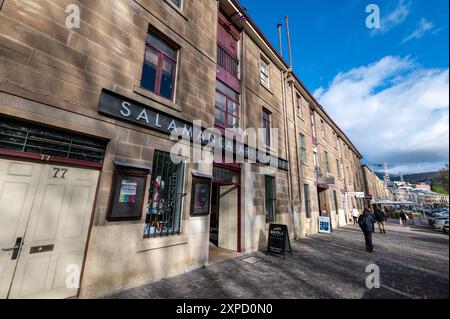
[402,18,434,44]
[314,56,449,174]
[371,0,412,36]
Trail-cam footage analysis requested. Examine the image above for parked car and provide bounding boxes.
[434,218,449,232]
[428,211,449,226]
[444,221,449,234]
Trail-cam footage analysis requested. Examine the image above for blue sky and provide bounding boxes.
[240,0,449,174]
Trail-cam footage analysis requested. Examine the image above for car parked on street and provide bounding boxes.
[434,218,449,232]
[444,221,449,234]
[428,211,449,226]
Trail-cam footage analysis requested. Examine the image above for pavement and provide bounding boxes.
[107,221,449,299]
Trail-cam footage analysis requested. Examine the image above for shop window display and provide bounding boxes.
[144,151,184,238]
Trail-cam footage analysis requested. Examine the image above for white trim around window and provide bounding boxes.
[260,57,270,88]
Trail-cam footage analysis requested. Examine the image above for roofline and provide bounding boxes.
[227,0,363,159]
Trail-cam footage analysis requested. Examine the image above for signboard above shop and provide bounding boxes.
[317,176,335,186]
[346,192,366,198]
[98,89,289,171]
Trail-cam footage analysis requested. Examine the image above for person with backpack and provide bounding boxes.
[374,205,387,234]
[358,208,376,253]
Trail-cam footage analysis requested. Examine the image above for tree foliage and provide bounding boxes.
[432,164,449,195]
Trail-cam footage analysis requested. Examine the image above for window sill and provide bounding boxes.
[137,235,189,252]
[260,82,274,95]
[133,85,182,112]
[163,0,188,21]
[297,115,305,122]
[262,144,278,155]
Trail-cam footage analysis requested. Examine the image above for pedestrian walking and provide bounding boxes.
[352,206,360,225]
[374,205,387,234]
[400,209,409,228]
[358,208,375,253]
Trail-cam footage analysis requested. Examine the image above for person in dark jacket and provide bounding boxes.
[400,209,408,227]
[358,208,376,253]
[374,205,387,234]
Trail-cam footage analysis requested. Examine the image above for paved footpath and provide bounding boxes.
[108,222,449,299]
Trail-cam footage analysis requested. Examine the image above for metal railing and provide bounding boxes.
[0,117,106,163]
[217,44,239,78]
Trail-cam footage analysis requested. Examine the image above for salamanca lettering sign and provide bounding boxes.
[98,89,289,171]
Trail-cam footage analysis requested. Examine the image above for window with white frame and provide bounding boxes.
[313,150,319,168]
[168,0,182,9]
[324,151,330,174]
[333,132,338,148]
[299,133,307,164]
[310,111,317,139]
[336,159,341,178]
[304,184,312,219]
[260,58,270,88]
[320,119,326,140]
[296,93,303,118]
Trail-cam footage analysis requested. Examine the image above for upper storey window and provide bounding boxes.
[260,58,270,88]
[168,0,182,8]
[141,32,178,101]
[215,81,240,131]
[262,109,272,147]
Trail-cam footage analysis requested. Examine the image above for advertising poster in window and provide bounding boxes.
[119,180,138,203]
[107,163,149,221]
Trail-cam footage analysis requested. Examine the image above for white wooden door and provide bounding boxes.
[0,159,99,299]
[218,185,238,252]
[0,160,41,298]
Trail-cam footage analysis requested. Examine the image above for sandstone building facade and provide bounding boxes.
[0,0,364,298]
[361,165,392,207]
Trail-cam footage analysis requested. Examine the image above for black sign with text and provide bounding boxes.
[98,89,289,171]
[266,224,292,259]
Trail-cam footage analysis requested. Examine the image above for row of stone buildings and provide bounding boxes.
[361,166,450,208]
[390,183,449,207]
[0,0,365,298]
[361,165,392,204]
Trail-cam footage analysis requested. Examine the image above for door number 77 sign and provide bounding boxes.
[53,168,69,179]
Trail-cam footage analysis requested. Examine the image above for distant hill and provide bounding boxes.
[374,171,439,185]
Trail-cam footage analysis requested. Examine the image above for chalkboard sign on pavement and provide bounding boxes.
[266,224,292,259]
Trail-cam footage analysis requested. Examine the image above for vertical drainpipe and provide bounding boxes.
[283,16,300,238]
[290,78,304,237]
[240,29,247,252]
[277,18,296,238]
[281,68,297,239]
